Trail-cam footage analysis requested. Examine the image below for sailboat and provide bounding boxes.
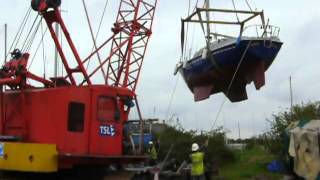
[175,0,283,102]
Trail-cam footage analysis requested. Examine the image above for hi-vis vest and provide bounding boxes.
[148,146,157,160]
[191,152,204,176]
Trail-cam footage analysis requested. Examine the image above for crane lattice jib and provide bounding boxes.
[106,0,157,92]
[26,0,157,91]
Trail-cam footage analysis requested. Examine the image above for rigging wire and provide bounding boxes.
[28,27,48,70]
[86,0,109,71]
[165,75,180,121]
[245,0,253,11]
[0,26,4,37]
[82,0,108,80]
[7,7,32,59]
[21,15,40,52]
[182,0,192,62]
[231,0,240,22]
[24,17,42,53]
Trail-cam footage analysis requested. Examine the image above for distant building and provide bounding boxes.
[227,143,246,150]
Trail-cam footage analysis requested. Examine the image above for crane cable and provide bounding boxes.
[21,15,40,52]
[85,0,109,71]
[82,0,107,80]
[6,7,32,59]
[24,16,42,53]
[28,27,48,70]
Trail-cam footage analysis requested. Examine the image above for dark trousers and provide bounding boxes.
[191,175,205,180]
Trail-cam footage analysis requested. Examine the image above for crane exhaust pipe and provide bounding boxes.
[31,0,61,12]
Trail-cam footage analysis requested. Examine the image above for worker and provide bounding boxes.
[190,143,206,180]
[147,141,158,166]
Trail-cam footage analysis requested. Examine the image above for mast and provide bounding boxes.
[205,0,211,41]
[290,76,293,117]
[54,23,59,78]
[4,24,7,63]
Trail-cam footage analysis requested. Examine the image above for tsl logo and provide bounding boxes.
[99,125,116,136]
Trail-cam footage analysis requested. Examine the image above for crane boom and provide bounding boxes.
[106,0,157,91]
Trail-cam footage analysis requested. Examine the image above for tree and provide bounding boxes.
[264,101,320,155]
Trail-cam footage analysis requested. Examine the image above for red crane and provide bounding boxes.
[0,0,157,172]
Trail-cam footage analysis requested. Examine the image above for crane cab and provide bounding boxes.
[0,86,137,171]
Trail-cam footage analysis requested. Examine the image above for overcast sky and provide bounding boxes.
[0,0,319,139]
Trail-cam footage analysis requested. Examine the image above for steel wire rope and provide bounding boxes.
[28,28,48,70]
[245,0,253,11]
[85,0,109,72]
[82,0,107,80]
[0,26,4,37]
[21,15,40,52]
[25,18,42,53]
[231,0,240,22]
[207,40,252,139]
[181,0,192,62]
[6,7,32,59]
[188,0,200,59]
[24,16,42,52]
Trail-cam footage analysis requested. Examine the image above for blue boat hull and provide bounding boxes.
[181,39,283,102]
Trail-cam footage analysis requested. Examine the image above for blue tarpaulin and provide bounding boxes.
[267,160,284,173]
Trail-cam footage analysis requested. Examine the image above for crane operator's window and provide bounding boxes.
[68,102,85,132]
[97,96,116,122]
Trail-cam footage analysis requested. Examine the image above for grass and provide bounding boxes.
[218,146,283,180]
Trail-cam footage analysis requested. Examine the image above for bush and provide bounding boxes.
[155,125,235,166]
[263,101,320,156]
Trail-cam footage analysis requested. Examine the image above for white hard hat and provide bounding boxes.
[149,141,153,145]
[192,143,199,152]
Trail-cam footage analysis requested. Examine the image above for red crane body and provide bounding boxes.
[0,0,157,171]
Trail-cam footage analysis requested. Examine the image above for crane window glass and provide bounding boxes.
[98,97,115,122]
[68,102,85,132]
